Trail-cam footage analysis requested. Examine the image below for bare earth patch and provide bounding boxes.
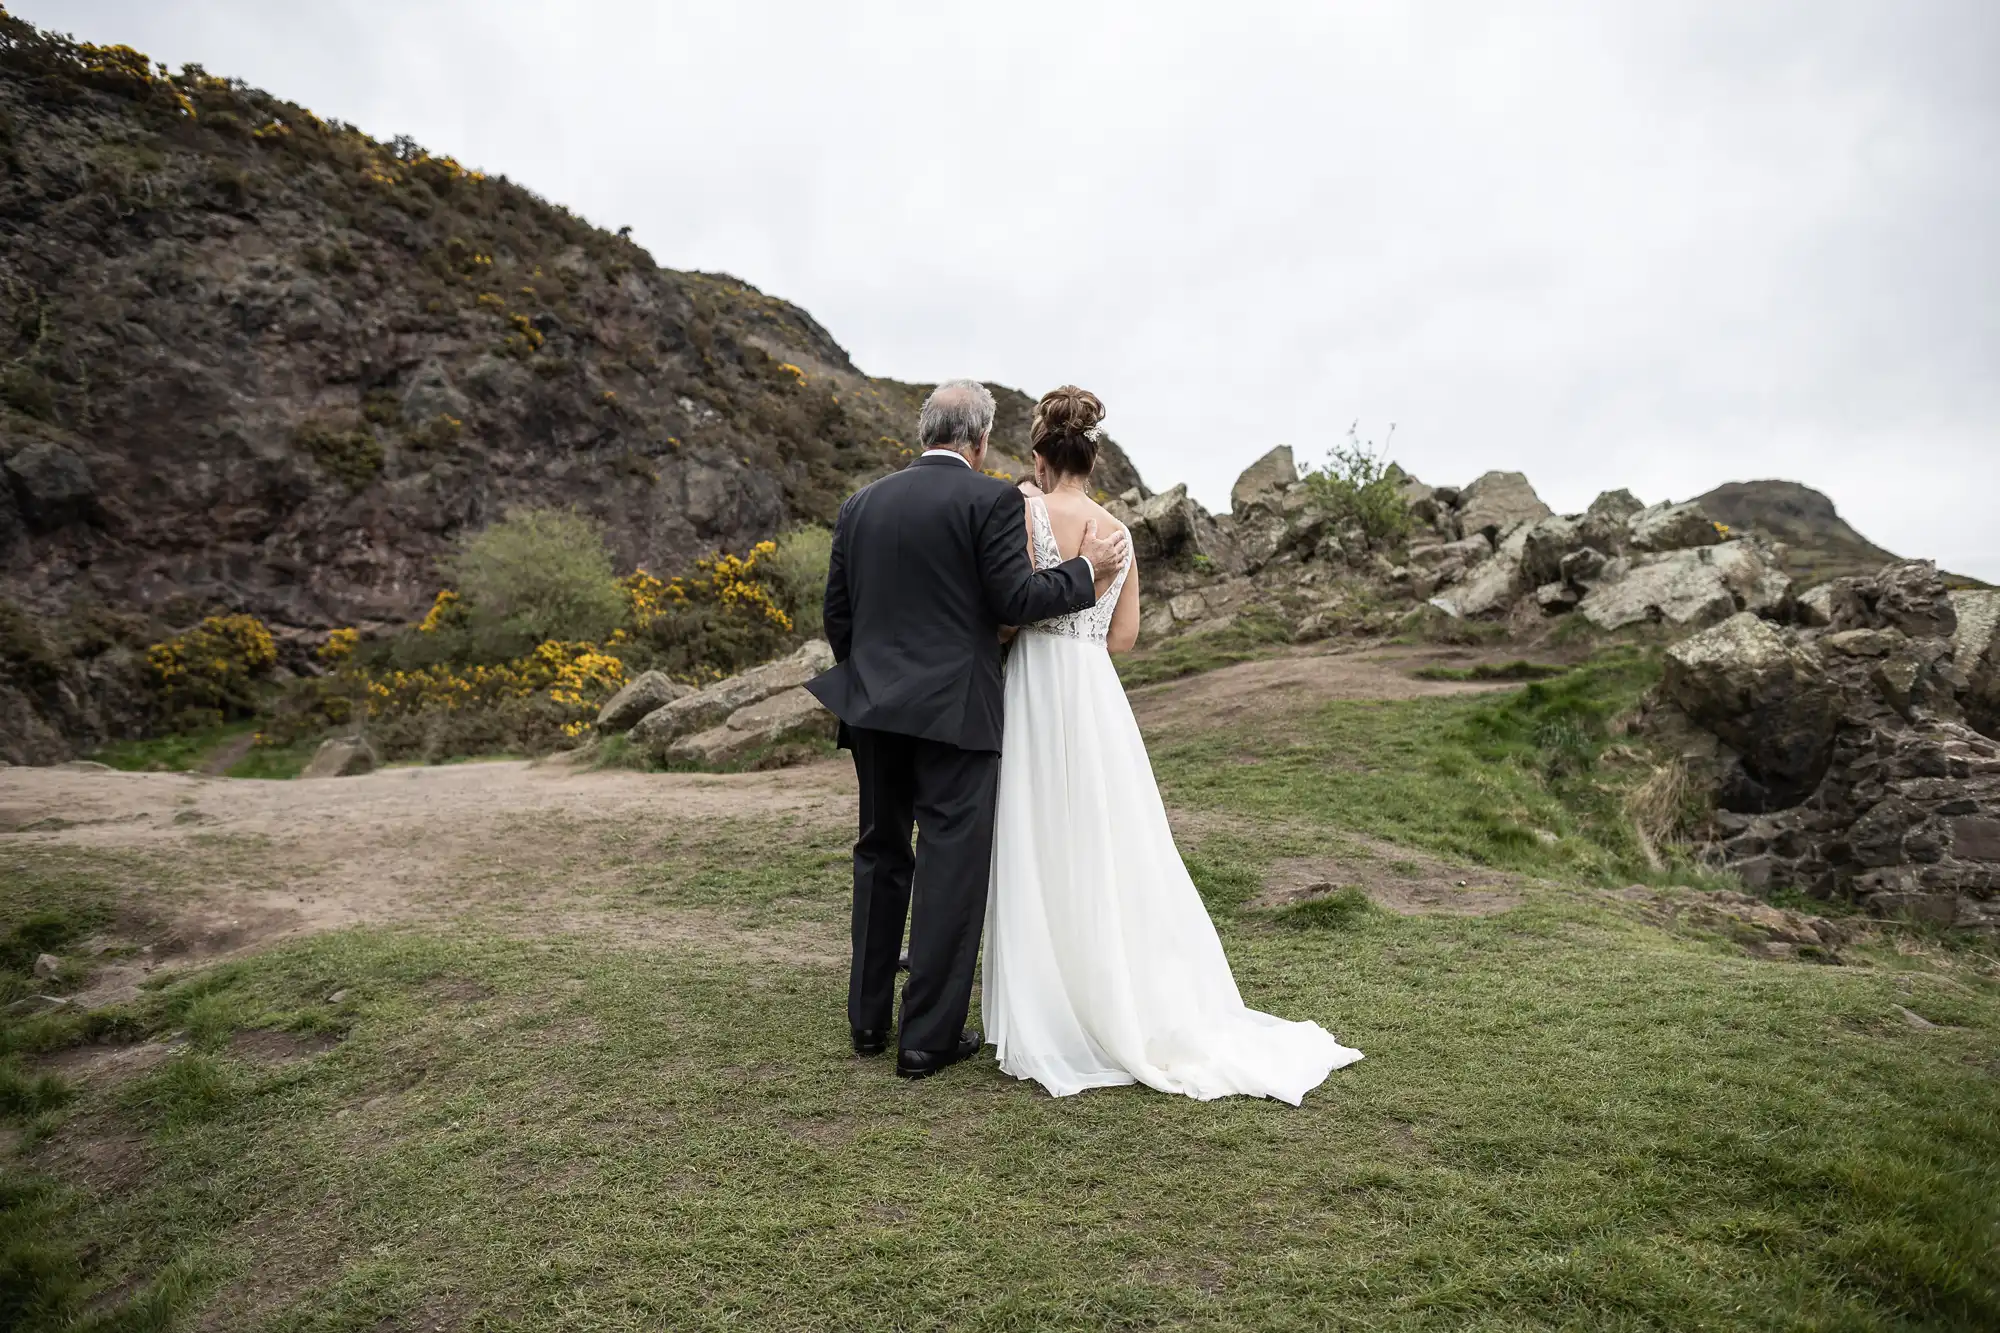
[1,758,859,1001]
[1255,836,1531,917]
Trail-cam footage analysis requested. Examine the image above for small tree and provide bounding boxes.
[1303,422,1411,547]
[444,507,626,644]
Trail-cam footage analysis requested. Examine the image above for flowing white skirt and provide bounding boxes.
[983,628,1364,1103]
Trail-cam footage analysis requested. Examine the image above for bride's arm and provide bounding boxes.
[1107,545,1141,654]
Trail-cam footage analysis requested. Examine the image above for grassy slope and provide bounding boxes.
[5,668,1999,1331]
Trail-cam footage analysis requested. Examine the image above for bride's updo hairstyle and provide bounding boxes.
[1030,385,1104,480]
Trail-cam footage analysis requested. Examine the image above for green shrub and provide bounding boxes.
[1302,423,1410,548]
[444,507,626,644]
[294,419,382,490]
[760,526,832,638]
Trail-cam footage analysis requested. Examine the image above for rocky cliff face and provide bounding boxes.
[0,17,1141,758]
[1644,566,2000,930]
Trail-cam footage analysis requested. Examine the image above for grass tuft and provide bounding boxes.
[1272,886,1376,929]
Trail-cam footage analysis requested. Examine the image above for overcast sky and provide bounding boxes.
[33,2,2000,578]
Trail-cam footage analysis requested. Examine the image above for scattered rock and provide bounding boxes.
[1438,523,1534,618]
[1578,541,1788,631]
[595,670,692,734]
[634,640,835,758]
[1630,886,1849,962]
[301,736,378,779]
[32,952,62,980]
[1895,1005,1937,1030]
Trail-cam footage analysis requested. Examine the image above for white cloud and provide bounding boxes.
[31,0,2000,577]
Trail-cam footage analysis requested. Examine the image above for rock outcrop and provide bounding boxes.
[624,638,835,766]
[1642,562,2000,930]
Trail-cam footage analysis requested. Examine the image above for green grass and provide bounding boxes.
[89,723,316,780]
[3,848,1995,1330]
[91,722,255,774]
[1151,647,1679,883]
[1411,659,1569,683]
[6,653,1998,1329]
[223,738,317,780]
[1118,607,1295,688]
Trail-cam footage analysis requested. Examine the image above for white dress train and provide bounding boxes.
[982,498,1364,1104]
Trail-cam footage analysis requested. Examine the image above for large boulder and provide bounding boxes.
[1454,471,1550,543]
[1663,613,1839,810]
[632,639,835,756]
[302,736,378,779]
[595,670,691,734]
[1229,446,1297,514]
[1577,541,1788,631]
[666,686,836,766]
[1627,500,1722,553]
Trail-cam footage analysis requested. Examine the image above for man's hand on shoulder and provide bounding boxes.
[1080,519,1129,596]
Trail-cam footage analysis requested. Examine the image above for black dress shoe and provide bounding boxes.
[852,1028,888,1056]
[896,1029,982,1080]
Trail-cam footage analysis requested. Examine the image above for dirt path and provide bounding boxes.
[1128,642,1527,734]
[3,645,1540,995]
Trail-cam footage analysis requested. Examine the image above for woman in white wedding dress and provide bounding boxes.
[983,387,1365,1104]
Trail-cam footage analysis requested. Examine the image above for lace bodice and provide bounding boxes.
[1026,496,1130,645]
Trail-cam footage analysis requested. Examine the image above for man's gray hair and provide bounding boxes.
[918,379,997,450]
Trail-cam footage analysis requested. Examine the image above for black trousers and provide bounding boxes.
[846,726,999,1055]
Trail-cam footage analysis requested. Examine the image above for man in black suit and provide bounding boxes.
[807,379,1129,1078]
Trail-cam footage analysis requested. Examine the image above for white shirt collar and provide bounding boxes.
[921,448,972,468]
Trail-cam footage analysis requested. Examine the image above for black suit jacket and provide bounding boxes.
[806,454,1096,753]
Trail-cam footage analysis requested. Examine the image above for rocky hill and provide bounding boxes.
[1694,480,1908,588]
[0,14,1142,755]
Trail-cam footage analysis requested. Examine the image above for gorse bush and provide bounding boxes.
[1303,423,1411,548]
[145,613,276,722]
[254,510,810,762]
[443,506,626,644]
